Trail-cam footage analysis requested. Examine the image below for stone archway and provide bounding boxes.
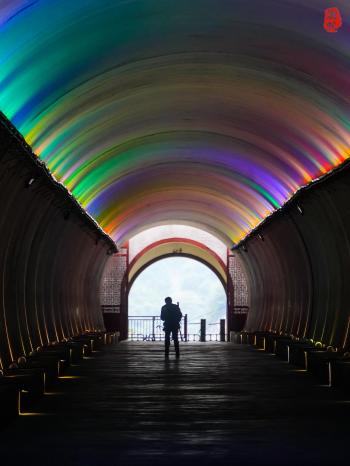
[128,238,227,288]
[100,228,249,340]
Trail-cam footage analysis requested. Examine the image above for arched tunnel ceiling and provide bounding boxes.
[1,0,350,247]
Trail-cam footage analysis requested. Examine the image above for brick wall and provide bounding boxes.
[100,248,128,307]
[228,253,249,306]
[100,248,249,309]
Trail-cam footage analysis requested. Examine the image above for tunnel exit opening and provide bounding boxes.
[100,226,250,341]
[128,256,227,342]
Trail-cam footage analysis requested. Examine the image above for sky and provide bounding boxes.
[129,257,226,337]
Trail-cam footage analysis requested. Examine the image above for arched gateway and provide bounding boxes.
[100,226,249,340]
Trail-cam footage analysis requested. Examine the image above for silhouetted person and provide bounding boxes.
[161,297,182,358]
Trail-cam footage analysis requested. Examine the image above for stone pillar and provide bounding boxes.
[227,252,249,332]
[100,248,128,338]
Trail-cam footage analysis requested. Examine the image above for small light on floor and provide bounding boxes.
[18,390,46,416]
[304,351,308,371]
[59,375,81,379]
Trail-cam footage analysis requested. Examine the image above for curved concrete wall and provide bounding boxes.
[3,102,350,365]
[0,115,116,370]
[238,163,350,350]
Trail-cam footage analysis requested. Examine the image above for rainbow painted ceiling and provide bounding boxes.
[1,0,350,246]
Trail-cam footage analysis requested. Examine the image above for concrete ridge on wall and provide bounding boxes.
[0,111,117,254]
[0,115,114,367]
[233,157,350,250]
[235,160,350,349]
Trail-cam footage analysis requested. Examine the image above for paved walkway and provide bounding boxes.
[1,342,349,465]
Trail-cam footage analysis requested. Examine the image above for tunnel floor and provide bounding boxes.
[1,341,349,465]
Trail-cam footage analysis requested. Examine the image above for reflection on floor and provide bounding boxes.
[1,341,349,465]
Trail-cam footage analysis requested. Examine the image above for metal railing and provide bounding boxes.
[128,316,166,341]
[128,316,226,342]
[128,316,187,341]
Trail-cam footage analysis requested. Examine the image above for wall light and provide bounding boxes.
[297,204,304,215]
[25,177,36,188]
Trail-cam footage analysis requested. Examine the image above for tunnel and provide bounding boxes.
[0,1,350,465]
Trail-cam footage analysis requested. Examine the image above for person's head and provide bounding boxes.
[165,297,172,304]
